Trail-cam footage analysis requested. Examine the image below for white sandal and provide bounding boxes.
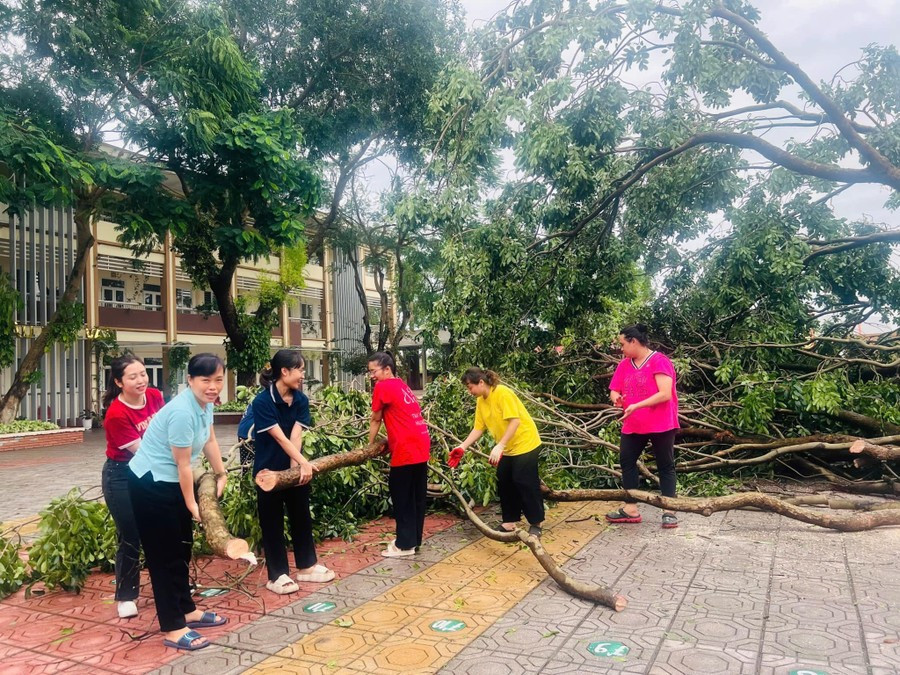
[381,540,415,558]
[295,564,335,583]
[266,573,299,595]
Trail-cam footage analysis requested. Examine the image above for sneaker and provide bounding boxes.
[381,539,416,558]
[662,513,679,529]
[117,600,138,618]
[527,524,542,537]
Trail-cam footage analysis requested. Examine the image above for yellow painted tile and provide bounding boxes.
[380,580,459,608]
[252,500,614,673]
[246,656,358,675]
[1,515,39,537]
[341,600,430,634]
[274,626,382,668]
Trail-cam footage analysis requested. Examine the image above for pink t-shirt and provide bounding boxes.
[609,352,679,434]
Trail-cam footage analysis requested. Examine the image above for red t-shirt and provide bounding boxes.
[104,388,165,462]
[372,378,431,467]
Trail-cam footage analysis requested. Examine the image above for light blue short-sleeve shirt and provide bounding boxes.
[129,388,214,483]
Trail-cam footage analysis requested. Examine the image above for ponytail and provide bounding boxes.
[368,351,396,375]
[461,367,499,387]
[620,323,650,346]
[260,349,305,387]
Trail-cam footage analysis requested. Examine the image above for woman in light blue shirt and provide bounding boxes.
[128,353,229,651]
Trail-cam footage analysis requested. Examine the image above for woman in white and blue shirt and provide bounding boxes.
[128,353,229,651]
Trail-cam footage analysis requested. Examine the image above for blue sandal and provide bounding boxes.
[163,629,209,651]
[186,611,228,629]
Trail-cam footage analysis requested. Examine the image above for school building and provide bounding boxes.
[1,169,393,427]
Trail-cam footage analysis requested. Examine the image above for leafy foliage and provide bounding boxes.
[27,489,117,592]
[0,531,26,599]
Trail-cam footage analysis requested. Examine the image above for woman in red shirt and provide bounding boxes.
[367,352,432,557]
[101,355,164,618]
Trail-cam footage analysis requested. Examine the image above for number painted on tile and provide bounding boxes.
[430,619,466,632]
[303,601,337,613]
[588,641,629,657]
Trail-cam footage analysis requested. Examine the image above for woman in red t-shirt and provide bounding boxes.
[367,352,431,558]
[101,355,165,618]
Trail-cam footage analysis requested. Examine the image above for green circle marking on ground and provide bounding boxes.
[303,601,337,613]
[789,670,827,675]
[430,619,467,633]
[587,641,630,658]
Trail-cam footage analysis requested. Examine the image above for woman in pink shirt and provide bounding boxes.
[606,324,679,528]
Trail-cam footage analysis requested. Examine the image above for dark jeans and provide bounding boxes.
[101,459,141,602]
[256,483,316,581]
[619,429,678,503]
[388,462,428,550]
[128,470,196,632]
[497,447,545,526]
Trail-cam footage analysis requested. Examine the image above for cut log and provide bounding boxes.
[849,439,900,462]
[196,473,251,560]
[255,439,388,492]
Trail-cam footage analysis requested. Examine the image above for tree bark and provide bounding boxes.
[849,439,900,463]
[541,487,900,532]
[0,198,95,423]
[196,473,251,560]
[255,439,388,492]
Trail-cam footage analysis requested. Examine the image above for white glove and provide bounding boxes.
[489,443,506,466]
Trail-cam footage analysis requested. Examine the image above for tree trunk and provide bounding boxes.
[0,201,95,423]
[196,473,251,560]
[346,246,374,354]
[207,259,256,386]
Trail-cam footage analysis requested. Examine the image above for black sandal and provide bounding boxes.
[605,508,642,523]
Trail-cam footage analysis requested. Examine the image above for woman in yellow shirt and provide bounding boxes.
[449,368,544,536]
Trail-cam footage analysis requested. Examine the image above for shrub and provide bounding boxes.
[0,420,60,434]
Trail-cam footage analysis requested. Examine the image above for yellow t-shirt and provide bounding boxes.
[474,384,541,456]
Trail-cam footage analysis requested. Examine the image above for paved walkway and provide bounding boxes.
[0,431,899,674]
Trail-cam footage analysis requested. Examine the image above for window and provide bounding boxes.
[305,358,318,382]
[101,278,125,308]
[176,288,193,310]
[143,284,162,311]
[202,291,218,311]
[301,303,314,320]
[144,357,164,390]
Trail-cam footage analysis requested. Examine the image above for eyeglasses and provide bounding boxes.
[367,366,384,375]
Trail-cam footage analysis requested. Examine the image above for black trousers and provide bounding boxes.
[127,470,196,632]
[619,429,678,503]
[256,483,316,581]
[101,459,141,602]
[388,462,428,550]
[497,447,545,526]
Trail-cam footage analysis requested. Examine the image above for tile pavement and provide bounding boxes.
[0,431,898,674]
